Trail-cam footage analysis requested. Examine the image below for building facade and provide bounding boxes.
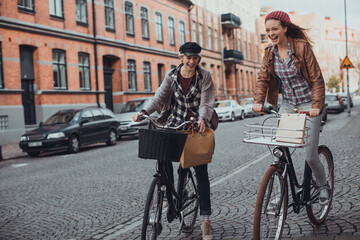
[0,0,262,145]
[191,0,262,101]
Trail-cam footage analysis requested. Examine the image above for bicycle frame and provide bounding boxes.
[155,160,198,215]
[272,146,314,214]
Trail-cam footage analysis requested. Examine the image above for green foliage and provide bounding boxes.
[327,75,340,92]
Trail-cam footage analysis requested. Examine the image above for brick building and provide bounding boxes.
[0,0,262,145]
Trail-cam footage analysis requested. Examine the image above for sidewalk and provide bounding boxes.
[0,142,27,160]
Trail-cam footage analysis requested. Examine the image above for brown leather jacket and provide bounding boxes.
[254,37,325,110]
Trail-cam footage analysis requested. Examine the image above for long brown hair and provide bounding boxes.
[282,21,313,47]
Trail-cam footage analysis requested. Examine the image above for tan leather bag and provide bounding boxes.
[276,113,307,144]
[180,127,215,169]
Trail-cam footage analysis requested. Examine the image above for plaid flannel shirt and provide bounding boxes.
[168,65,201,127]
[273,42,312,106]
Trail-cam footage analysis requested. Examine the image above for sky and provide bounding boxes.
[259,0,360,32]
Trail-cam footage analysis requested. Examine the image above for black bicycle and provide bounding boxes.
[243,109,334,240]
[138,115,199,240]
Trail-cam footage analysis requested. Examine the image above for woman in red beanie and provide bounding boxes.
[253,11,330,204]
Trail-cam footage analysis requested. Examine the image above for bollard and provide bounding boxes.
[0,145,3,161]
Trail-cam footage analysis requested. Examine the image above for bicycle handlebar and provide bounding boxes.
[262,106,311,118]
[138,114,197,130]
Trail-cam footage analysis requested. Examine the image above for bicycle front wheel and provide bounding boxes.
[306,145,334,225]
[253,165,288,240]
[141,177,165,240]
[178,168,199,233]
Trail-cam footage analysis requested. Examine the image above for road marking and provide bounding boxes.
[103,152,271,239]
[11,163,28,168]
[210,152,270,187]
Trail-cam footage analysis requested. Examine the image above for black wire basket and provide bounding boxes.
[138,129,188,162]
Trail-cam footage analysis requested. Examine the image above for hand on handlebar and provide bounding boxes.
[132,113,144,122]
[252,103,263,113]
[309,108,320,117]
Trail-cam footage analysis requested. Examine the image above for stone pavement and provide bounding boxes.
[114,103,360,239]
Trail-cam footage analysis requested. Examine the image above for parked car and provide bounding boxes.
[19,107,120,157]
[215,100,244,121]
[117,97,158,139]
[239,98,256,117]
[338,92,353,108]
[325,93,345,113]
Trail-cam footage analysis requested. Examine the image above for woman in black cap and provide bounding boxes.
[133,42,215,239]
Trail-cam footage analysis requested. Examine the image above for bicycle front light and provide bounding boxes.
[273,147,283,158]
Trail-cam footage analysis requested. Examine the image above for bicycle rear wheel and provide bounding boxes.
[178,169,199,233]
[141,177,165,240]
[306,145,334,225]
[253,165,288,240]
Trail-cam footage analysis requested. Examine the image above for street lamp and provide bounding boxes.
[344,0,351,116]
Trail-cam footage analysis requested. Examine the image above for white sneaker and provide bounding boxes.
[319,185,331,206]
[201,220,213,240]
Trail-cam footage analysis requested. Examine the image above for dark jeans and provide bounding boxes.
[165,161,211,216]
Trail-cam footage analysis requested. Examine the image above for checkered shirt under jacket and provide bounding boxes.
[273,42,312,106]
[167,65,201,128]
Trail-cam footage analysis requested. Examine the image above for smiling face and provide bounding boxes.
[265,19,288,46]
[180,55,201,72]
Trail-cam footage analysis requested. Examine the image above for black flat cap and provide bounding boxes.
[179,42,202,56]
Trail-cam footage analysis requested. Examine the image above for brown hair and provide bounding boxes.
[282,22,313,47]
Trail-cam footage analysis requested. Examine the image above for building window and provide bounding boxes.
[216,66,221,90]
[104,0,114,31]
[179,21,186,45]
[18,0,34,11]
[214,30,218,51]
[0,43,3,89]
[168,17,175,46]
[128,60,137,90]
[141,7,149,39]
[78,53,90,90]
[76,0,88,24]
[248,43,251,61]
[192,21,197,42]
[144,62,151,91]
[240,70,243,90]
[125,1,134,35]
[199,24,203,46]
[49,0,63,18]
[208,27,212,50]
[52,49,67,89]
[157,64,164,86]
[155,13,163,42]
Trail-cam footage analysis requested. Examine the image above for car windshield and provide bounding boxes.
[120,99,148,113]
[43,111,80,125]
[215,101,230,108]
[239,99,253,106]
[325,95,338,101]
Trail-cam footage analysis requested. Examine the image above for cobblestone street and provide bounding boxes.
[1,101,360,240]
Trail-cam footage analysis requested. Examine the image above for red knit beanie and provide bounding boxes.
[265,11,291,24]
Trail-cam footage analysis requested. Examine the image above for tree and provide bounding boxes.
[327,75,340,92]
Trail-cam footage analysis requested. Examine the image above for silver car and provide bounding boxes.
[239,98,256,117]
[116,97,158,139]
[215,100,245,121]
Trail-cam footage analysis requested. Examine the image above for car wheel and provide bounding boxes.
[68,135,80,153]
[322,109,327,121]
[107,129,117,146]
[240,111,245,120]
[27,151,40,158]
[231,112,236,121]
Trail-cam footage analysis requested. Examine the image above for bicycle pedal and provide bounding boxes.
[181,225,194,233]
